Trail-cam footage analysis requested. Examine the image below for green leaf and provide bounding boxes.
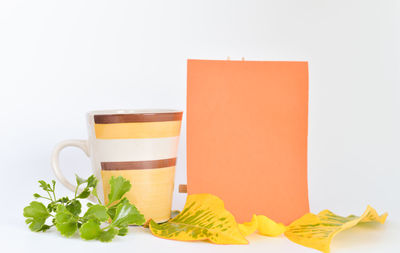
[117,227,128,236]
[107,207,117,220]
[47,202,58,213]
[79,219,101,240]
[98,227,118,242]
[91,188,102,205]
[76,188,91,199]
[38,180,51,191]
[23,201,50,232]
[83,205,109,222]
[33,193,41,199]
[75,174,86,185]
[107,198,128,220]
[66,200,82,216]
[87,202,94,208]
[38,224,51,232]
[108,176,131,205]
[55,205,78,237]
[57,197,69,203]
[112,201,145,227]
[87,175,98,188]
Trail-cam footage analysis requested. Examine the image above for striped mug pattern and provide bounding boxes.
[51,109,183,223]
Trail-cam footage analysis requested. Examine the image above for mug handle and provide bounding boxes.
[51,139,90,192]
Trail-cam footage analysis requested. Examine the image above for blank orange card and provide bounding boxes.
[187,59,309,224]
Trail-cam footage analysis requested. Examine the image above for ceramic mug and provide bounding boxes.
[51,109,183,222]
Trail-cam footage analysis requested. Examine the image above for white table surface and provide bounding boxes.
[2,199,399,253]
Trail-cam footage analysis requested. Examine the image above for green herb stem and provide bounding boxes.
[46,191,53,202]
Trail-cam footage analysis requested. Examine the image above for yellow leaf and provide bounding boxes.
[238,215,286,237]
[284,205,388,253]
[257,215,286,236]
[149,194,248,244]
[238,215,258,236]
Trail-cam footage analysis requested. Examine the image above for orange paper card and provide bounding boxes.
[187,59,309,224]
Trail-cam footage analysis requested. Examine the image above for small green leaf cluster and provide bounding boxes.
[23,175,145,242]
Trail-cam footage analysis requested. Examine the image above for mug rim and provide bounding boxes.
[87,109,183,116]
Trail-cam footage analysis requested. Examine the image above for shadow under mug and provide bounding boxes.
[51,109,183,223]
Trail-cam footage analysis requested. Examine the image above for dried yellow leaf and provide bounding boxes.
[149,194,248,244]
[257,215,286,236]
[238,214,286,237]
[284,205,388,253]
[238,215,259,236]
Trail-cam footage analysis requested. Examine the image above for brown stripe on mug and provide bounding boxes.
[101,158,177,170]
[94,112,183,124]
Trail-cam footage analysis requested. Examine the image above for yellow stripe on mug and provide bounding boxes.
[94,121,182,139]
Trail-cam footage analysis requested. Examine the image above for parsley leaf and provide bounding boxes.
[107,176,131,205]
[79,219,102,240]
[117,227,128,236]
[75,175,86,185]
[38,224,52,232]
[55,205,78,237]
[83,205,109,222]
[112,201,145,227]
[76,187,91,199]
[87,175,98,188]
[23,201,50,232]
[24,174,144,242]
[66,199,82,216]
[98,227,118,242]
[38,180,51,192]
[107,197,128,220]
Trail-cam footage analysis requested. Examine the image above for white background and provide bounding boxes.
[0,0,399,252]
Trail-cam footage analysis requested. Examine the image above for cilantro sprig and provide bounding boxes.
[23,175,145,242]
